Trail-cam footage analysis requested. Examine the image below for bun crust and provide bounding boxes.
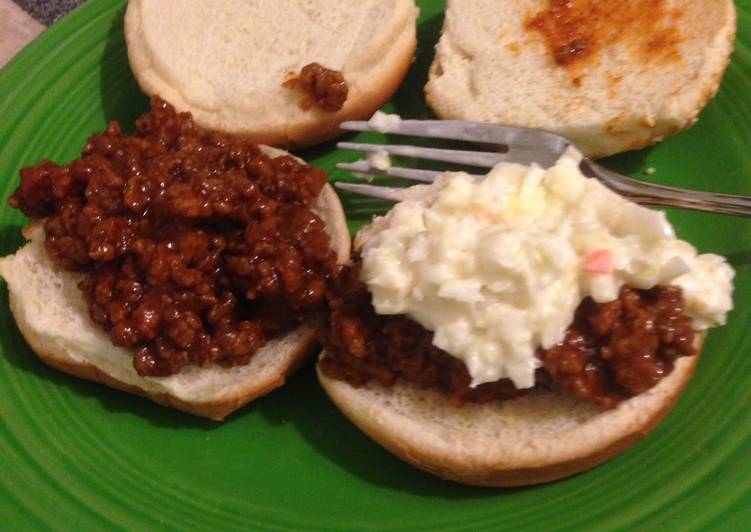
[425,0,736,158]
[125,0,419,148]
[317,337,702,486]
[0,148,351,420]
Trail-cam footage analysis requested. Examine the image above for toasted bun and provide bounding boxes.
[125,0,418,148]
[318,345,700,486]
[0,147,351,420]
[425,0,736,157]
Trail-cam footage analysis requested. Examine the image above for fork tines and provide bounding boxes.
[339,119,562,147]
[335,119,570,185]
[338,142,507,168]
[334,182,410,201]
[336,160,444,182]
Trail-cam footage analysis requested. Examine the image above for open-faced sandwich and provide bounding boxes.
[318,148,734,486]
[0,97,350,420]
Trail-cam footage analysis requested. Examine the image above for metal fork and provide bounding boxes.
[333,120,751,217]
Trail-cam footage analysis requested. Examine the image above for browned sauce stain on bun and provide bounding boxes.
[525,0,684,81]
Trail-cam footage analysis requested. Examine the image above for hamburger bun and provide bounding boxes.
[425,0,736,157]
[318,346,700,487]
[0,146,351,421]
[125,0,419,148]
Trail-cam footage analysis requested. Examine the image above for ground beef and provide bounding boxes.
[283,63,348,112]
[540,284,695,407]
[9,97,339,377]
[320,259,696,408]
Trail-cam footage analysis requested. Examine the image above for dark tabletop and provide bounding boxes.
[14,0,85,26]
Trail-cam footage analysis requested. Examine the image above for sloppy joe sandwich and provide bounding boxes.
[425,0,736,157]
[125,0,419,148]
[0,97,350,420]
[318,148,734,486]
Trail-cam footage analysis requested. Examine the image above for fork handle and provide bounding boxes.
[584,160,751,218]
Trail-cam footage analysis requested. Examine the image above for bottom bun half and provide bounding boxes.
[317,343,700,486]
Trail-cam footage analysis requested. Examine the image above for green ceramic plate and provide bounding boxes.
[1,1,750,529]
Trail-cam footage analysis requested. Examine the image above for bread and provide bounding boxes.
[124,0,419,148]
[425,0,736,158]
[0,146,351,421]
[318,342,701,487]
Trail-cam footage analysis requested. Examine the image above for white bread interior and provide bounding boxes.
[425,0,736,157]
[0,146,351,420]
[125,0,419,148]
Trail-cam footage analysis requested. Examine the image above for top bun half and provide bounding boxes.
[125,0,419,147]
[425,0,736,157]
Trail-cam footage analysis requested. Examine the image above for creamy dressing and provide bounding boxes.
[367,149,392,171]
[368,110,402,132]
[359,148,734,389]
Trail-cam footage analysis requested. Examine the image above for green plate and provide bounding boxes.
[1,1,750,529]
